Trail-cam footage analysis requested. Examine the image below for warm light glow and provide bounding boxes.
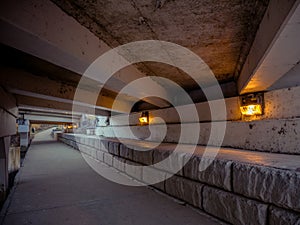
[139,112,149,124]
[240,104,262,116]
[67,125,73,129]
[139,116,148,123]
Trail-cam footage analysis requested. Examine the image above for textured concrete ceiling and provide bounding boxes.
[51,0,269,91]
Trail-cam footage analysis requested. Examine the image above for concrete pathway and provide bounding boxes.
[0,129,222,225]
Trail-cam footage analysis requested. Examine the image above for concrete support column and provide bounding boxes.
[18,119,30,151]
[0,86,17,206]
[0,136,11,203]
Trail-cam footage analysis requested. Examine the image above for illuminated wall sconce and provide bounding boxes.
[240,93,264,117]
[139,111,149,125]
[240,104,262,116]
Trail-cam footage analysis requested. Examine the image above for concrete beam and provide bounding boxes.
[16,95,110,117]
[238,0,300,94]
[23,115,79,124]
[188,81,237,103]
[19,107,81,124]
[19,108,82,118]
[0,67,134,113]
[269,60,300,90]
[0,0,171,108]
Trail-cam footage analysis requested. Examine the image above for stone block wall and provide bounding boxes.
[58,133,300,225]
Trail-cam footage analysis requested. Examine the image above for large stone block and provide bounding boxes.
[100,140,110,153]
[108,141,120,156]
[86,146,93,157]
[113,156,126,172]
[76,143,84,152]
[94,138,101,149]
[73,141,79,150]
[63,139,69,146]
[90,148,97,159]
[132,147,153,166]
[125,161,143,181]
[86,137,95,147]
[233,163,300,212]
[70,140,75,148]
[77,143,87,154]
[68,134,76,142]
[203,186,268,225]
[142,166,166,191]
[68,139,73,146]
[103,152,113,166]
[269,206,300,225]
[183,155,232,191]
[79,136,85,145]
[96,150,104,162]
[62,134,69,140]
[84,136,92,146]
[82,136,88,145]
[119,144,133,160]
[153,148,186,176]
[165,175,203,209]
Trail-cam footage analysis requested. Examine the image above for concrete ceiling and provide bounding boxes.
[51,0,269,90]
[1,0,299,116]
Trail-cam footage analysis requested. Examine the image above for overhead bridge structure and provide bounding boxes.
[18,108,81,125]
[0,0,299,224]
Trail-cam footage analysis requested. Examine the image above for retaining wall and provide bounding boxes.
[58,133,300,225]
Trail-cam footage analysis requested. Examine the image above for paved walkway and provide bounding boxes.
[0,129,221,225]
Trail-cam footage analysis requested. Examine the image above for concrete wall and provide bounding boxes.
[0,87,17,138]
[8,147,20,174]
[0,87,17,205]
[96,86,300,154]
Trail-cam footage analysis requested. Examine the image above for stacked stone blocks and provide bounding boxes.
[58,134,300,225]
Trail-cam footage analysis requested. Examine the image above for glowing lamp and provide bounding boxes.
[240,104,262,116]
[139,111,149,125]
[240,93,264,117]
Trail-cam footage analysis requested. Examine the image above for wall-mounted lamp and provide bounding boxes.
[240,104,262,116]
[240,93,264,116]
[139,111,149,125]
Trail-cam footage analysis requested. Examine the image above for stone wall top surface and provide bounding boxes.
[59,133,300,171]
